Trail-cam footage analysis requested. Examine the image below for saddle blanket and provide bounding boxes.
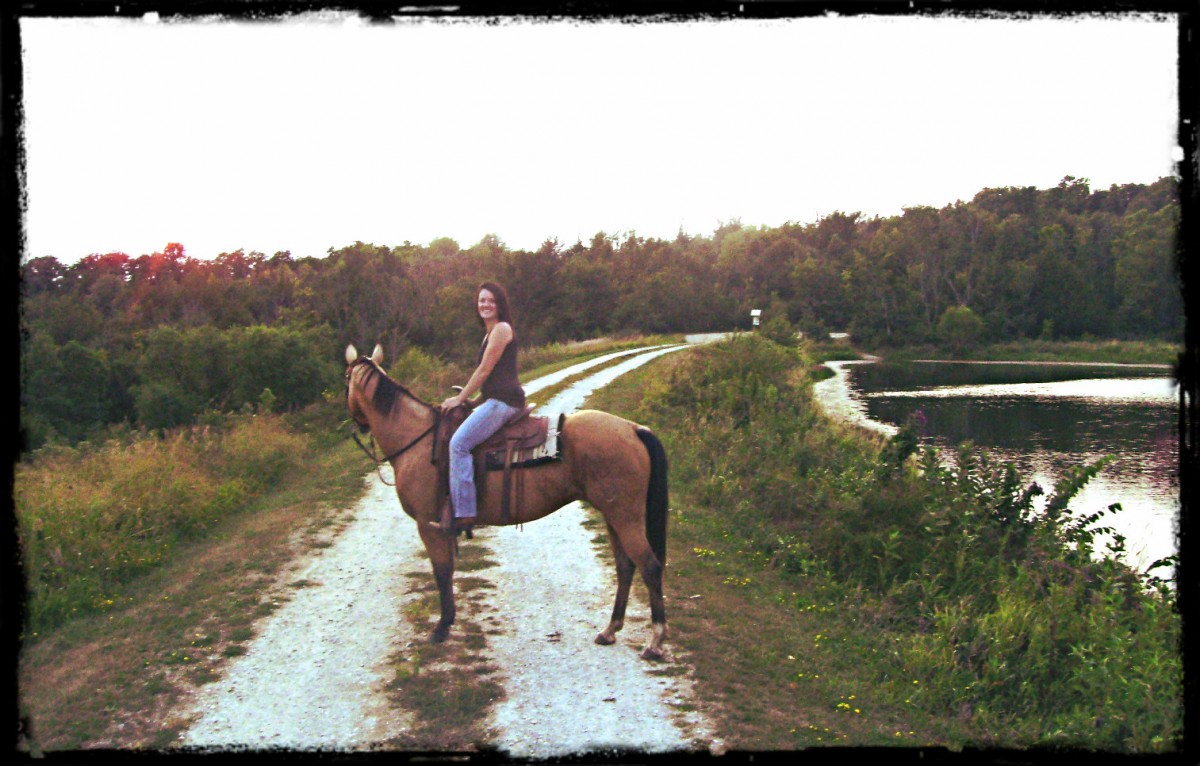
[482,412,564,471]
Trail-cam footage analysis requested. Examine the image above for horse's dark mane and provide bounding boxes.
[356,358,430,416]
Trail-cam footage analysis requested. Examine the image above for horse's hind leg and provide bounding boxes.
[418,524,457,643]
[603,520,668,661]
[634,546,668,661]
[596,522,636,646]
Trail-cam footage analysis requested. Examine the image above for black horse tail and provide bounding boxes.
[636,427,669,566]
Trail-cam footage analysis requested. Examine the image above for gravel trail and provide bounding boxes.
[811,358,897,437]
[179,473,419,751]
[480,344,717,759]
[178,341,721,756]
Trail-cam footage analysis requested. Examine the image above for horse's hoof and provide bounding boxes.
[639,646,666,662]
[595,632,616,646]
[432,625,451,643]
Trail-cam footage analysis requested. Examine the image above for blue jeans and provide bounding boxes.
[449,399,520,519]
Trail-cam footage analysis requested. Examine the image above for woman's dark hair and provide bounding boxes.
[476,281,514,327]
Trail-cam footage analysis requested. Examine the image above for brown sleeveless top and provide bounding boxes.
[478,328,526,408]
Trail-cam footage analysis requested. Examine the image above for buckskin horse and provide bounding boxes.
[344,344,671,660]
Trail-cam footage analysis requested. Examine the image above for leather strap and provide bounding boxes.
[501,440,516,525]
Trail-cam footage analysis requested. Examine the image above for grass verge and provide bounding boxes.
[877,338,1180,366]
[16,421,367,752]
[585,335,1182,755]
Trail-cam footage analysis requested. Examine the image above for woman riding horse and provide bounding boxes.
[343,338,672,659]
[431,281,525,533]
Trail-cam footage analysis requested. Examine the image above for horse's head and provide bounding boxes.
[344,343,384,432]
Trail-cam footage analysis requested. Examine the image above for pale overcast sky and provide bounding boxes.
[18,11,1181,264]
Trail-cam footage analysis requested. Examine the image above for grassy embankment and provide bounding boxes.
[869,338,1179,366]
[585,334,1182,754]
[14,405,367,753]
[14,335,672,754]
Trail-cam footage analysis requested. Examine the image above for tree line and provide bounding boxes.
[19,175,1181,449]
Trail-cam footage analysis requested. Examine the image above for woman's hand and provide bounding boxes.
[440,394,464,413]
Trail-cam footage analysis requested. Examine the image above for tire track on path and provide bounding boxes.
[478,345,721,760]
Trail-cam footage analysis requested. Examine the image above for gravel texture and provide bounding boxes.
[178,341,725,757]
[180,472,419,752]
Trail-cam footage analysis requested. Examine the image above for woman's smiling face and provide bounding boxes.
[477,288,498,321]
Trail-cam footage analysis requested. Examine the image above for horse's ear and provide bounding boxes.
[345,345,358,365]
[371,344,384,365]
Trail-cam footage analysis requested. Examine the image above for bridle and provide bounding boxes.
[345,356,438,484]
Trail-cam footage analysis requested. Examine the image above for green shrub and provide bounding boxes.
[937,305,985,353]
[134,381,206,431]
[214,414,307,490]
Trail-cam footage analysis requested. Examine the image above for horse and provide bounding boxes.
[344,344,671,661]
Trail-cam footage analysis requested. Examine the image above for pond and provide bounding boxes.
[820,359,1179,579]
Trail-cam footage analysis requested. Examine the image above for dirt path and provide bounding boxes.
[812,358,897,437]
[481,345,717,759]
[179,472,418,750]
[178,342,722,756]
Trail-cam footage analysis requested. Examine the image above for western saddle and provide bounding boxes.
[431,391,551,531]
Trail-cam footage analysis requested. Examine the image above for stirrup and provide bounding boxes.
[427,499,453,532]
[429,515,476,533]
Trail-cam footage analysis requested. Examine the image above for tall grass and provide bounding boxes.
[15,414,309,636]
[628,333,1181,752]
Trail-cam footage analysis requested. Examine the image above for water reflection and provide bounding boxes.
[844,361,1180,576]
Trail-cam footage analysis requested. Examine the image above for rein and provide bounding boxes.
[352,419,437,464]
[349,419,436,487]
[346,356,438,486]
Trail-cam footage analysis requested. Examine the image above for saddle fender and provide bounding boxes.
[432,403,562,525]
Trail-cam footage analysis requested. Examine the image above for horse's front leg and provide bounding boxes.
[418,524,457,642]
